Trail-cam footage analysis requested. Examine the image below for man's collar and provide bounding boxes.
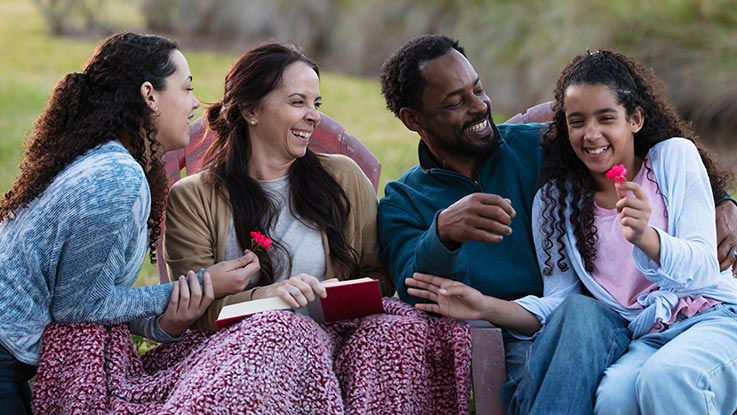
[418,140,443,172]
[417,132,504,174]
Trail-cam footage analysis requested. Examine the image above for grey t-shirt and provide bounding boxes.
[224,175,326,289]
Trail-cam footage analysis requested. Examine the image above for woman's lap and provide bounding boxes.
[330,299,472,414]
[34,312,343,414]
[34,298,471,415]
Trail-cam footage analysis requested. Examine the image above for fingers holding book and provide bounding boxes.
[252,273,327,308]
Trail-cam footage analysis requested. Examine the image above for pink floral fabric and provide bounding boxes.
[33,298,472,415]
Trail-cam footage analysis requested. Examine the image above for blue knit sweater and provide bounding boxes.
[0,141,177,365]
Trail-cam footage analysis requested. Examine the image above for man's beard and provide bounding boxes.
[452,113,502,158]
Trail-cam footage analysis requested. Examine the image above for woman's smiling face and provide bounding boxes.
[247,61,322,164]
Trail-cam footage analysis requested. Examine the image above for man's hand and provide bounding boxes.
[406,272,491,321]
[716,200,737,275]
[206,250,261,298]
[159,270,215,337]
[437,193,516,250]
[407,272,542,335]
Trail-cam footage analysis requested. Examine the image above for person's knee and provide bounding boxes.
[549,294,619,332]
[595,371,637,415]
[594,382,621,415]
[553,295,602,323]
[636,358,701,402]
[559,293,598,310]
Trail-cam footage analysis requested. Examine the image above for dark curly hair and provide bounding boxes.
[0,32,178,262]
[540,49,731,276]
[202,43,359,285]
[380,34,465,117]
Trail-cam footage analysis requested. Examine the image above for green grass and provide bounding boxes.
[0,0,421,287]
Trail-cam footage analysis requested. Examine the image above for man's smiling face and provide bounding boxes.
[414,49,501,161]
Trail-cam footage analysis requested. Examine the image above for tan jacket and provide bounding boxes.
[164,153,394,331]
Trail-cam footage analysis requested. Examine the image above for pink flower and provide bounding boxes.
[606,164,627,183]
[249,231,273,253]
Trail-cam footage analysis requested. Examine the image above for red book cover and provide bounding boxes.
[216,277,384,329]
[307,278,384,323]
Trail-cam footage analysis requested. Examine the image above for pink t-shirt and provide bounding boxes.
[591,158,720,332]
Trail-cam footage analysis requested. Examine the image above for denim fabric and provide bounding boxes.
[0,345,36,415]
[595,303,737,415]
[502,295,631,415]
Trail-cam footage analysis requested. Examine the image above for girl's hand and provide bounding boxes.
[616,181,658,252]
[406,272,490,321]
[251,273,327,308]
[160,270,215,337]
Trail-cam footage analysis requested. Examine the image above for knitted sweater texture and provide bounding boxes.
[0,141,175,365]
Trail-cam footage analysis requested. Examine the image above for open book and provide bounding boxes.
[215,277,384,329]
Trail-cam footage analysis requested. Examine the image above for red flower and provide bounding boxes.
[249,231,273,253]
[606,164,627,183]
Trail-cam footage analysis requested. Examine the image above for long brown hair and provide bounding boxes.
[203,43,359,285]
[540,49,731,276]
[0,33,178,261]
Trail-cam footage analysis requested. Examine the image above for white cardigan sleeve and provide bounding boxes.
[632,138,721,290]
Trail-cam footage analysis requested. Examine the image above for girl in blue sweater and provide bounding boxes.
[406,50,737,414]
[0,33,259,414]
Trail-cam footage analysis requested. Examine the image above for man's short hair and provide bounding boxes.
[380,34,465,117]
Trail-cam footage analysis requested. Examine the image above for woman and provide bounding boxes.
[165,43,393,327]
[406,50,737,415]
[165,44,472,414]
[0,33,259,414]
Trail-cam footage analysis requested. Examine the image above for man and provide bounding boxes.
[377,34,737,414]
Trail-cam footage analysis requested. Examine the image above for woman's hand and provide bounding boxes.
[616,181,660,261]
[159,270,215,337]
[406,272,491,321]
[205,250,261,297]
[251,273,328,308]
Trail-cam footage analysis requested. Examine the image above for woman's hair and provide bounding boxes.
[539,49,731,276]
[203,43,359,285]
[0,32,178,261]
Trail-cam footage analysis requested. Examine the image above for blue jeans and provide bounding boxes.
[595,303,737,415]
[0,345,36,415]
[502,294,631,415]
